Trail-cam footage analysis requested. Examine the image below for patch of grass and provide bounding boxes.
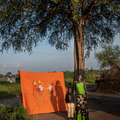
[0,81,21,99]
[84,78,96,86]
[0,103,32,120]
[86,82,95,86]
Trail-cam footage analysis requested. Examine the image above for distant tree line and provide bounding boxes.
[0,72,19,79]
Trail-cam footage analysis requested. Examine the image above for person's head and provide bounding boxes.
[68,87,72,93]
[77,74,82,81]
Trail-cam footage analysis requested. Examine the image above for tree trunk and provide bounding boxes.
[73,20,85,81]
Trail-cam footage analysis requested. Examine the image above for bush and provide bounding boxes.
[99,69,109,76]
[0,104,32,120]
[64,71,74,88]
[64,71,74,79]
[84,72,89,80]
[64,78,73,88]
[16,77,20,82]
[0,74,4,79]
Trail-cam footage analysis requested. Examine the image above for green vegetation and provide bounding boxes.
[64,71,96,88]
[0,73,19,79]
[0,81,21,99]
[1,1,120,54]
[0,74,4,79]
[64,71,74,88]
[64,68,109,88]
[0,104,32,120]
[95,45,120,69]
[6,72,12,77]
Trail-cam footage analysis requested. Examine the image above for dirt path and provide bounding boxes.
[0,87,120,120]
[87,88,120,120]
[0,97,20,107]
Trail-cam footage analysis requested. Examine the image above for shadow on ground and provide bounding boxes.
[30,111,67,120]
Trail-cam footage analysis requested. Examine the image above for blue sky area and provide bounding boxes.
[0,35,120,75]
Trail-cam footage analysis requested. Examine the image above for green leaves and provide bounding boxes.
[74,0,79,2]
[51,0,59,4]
[95,44,120,69]
[0,104,31,120]
[0,0,120,54]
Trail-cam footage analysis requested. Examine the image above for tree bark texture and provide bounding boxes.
[73,20,85,81]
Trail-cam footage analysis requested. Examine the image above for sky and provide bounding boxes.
[0,35,120,75]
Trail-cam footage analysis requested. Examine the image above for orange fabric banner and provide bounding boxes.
[19,70,67,115]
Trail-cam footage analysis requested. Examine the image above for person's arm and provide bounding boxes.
[83,81,88,99]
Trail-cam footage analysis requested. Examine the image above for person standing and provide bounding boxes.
[73,74,89,120]
[65,87,75,120]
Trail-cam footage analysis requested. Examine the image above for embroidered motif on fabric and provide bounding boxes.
[32,80,59,111]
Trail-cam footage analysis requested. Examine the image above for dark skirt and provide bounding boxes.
[74,94,89,120]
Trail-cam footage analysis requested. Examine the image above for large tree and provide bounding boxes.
[0,0,120,81]
[95,44,120,69]
[6,72,12,76]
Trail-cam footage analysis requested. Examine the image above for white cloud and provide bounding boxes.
[13,64,20,67]
[17,64,20,67]
[2,64,22,68]
[3,64,6,68]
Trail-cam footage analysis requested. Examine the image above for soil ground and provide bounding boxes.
[0,86,120,120]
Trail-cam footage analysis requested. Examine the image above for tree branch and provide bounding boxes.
[82,20,87,37]
[82,0,88,15]
[8,0,10,4]
[38,7,71,14]
[29,1,71,14]
[88,4,106,20]
[29,10,58,31]
[86,0,101,13]
[58,17,73,21]
[29,1,42,8]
